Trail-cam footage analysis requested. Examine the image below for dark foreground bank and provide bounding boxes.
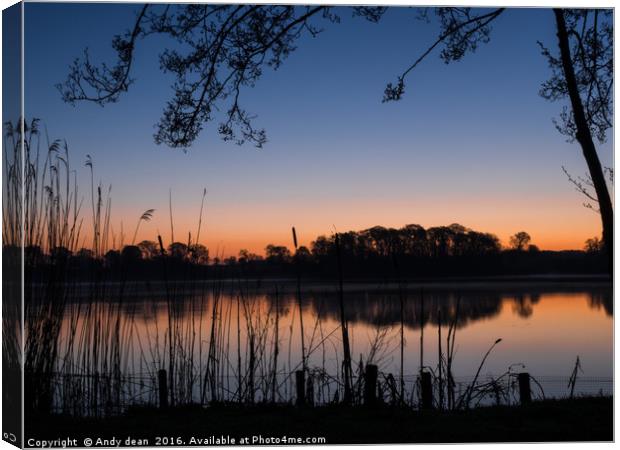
[26,397,612,446]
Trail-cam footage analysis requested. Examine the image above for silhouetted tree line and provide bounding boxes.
[15,223,608,282]
[298,224,606,279]
[20,240,210,283]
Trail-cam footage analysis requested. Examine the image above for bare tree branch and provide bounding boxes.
[383,8,505,102]
[58,5,332,149]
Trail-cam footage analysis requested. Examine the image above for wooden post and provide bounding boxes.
[306,374,314,406]
[518,372,531,405]
[420,371,433,409]
[295,370,305,406]
[158,369,168,409]
[364,364,378,406]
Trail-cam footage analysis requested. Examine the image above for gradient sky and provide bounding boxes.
[23,3,613,255]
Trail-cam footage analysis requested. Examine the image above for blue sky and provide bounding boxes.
[22,4,613,253]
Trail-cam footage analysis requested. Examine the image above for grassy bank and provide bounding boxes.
[27,396,612,445]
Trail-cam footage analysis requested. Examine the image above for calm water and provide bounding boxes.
[56,281,613,403]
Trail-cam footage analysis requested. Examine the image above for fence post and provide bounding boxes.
[518,372,531,405]
[364,364,378,406]
[158,369,168,409]
[420,371,433,410]
[295,370,305,406]
[306,374,314,406]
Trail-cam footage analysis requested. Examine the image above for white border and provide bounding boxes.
[0,1,615,450]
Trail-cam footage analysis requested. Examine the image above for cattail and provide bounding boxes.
[292,226,298,249]
[292,226,306,371]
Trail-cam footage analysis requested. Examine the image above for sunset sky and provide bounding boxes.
[23,4,612,256]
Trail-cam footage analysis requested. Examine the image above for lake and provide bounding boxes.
[51,280,612,409]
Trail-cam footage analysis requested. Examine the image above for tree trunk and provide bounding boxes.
[554,9,613,273]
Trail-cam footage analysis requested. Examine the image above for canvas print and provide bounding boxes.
[2,2,614,447]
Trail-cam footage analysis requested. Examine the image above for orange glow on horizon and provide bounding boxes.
[72,193,602,257]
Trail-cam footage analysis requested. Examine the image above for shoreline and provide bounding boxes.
[27,273,613,285]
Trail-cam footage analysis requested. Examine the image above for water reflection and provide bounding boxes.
[262,286,613,329]
[58,283,613,380]
[47,282,613,412]
[588,290,613,315]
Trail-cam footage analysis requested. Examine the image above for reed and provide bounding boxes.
[334,233,353,404]
[131,209,154,245]
[568,356,581,399]
[271,286,280,402]
[461,338,503,409]
[292,226,307,372]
